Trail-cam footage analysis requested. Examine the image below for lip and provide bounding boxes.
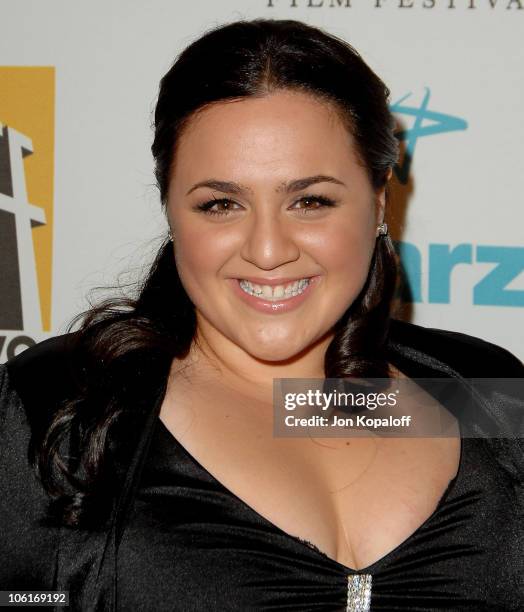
[227,275,321,314]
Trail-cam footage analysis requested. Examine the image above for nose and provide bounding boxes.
[239,209,300,271]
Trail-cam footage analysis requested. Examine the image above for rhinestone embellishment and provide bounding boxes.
[346,574,372,611]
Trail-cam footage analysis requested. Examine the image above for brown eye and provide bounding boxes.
[197,198,242,216]
[291,195,337,213]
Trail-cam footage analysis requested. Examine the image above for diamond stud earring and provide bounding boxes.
[376,222,388,237]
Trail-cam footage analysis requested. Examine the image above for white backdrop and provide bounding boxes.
[1,0,523,362]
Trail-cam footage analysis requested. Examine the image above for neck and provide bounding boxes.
[171,320,335,402]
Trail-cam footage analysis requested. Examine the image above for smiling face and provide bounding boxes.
[166,89,387,364]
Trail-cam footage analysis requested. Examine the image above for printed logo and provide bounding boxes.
[394,242,524,307]
[390,87,468,184]
[0,67,55,361]
[389,92,523,308]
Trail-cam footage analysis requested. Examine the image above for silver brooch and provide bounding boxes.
[346,573,372,611]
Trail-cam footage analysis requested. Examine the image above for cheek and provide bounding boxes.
[314,216,376,281]
[171,225,233,293]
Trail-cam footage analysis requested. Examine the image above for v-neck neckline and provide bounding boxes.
[117,320,474,575]
[155,413,466,574]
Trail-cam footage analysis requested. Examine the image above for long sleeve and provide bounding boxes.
[0,363,58,589]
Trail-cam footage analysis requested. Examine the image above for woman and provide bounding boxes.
[1,18,523,612]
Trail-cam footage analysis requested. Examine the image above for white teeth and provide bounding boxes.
[238,278,311,300]
[261,285,273,299]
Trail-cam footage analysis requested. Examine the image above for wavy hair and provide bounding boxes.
[36,18,400,528]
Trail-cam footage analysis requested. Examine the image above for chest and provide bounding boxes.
[117,427,522,610]
[158,385,461,571]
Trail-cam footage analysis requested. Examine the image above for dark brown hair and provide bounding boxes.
[37,18,400,528]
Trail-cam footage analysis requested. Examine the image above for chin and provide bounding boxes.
[250,347,295,363]
[241,337,310,364]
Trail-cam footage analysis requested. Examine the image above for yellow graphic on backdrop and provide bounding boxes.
[0,67,55,331]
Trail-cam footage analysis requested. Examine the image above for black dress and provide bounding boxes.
[1,318,523,611]
[115,416,520,611]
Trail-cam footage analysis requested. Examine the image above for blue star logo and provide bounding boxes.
[390,88,468,184]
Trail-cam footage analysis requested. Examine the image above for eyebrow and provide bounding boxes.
[185,174,346,196]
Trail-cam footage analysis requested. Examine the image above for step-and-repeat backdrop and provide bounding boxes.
[1,0,523,363]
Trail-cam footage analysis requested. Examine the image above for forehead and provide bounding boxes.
[170,90,361,182]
